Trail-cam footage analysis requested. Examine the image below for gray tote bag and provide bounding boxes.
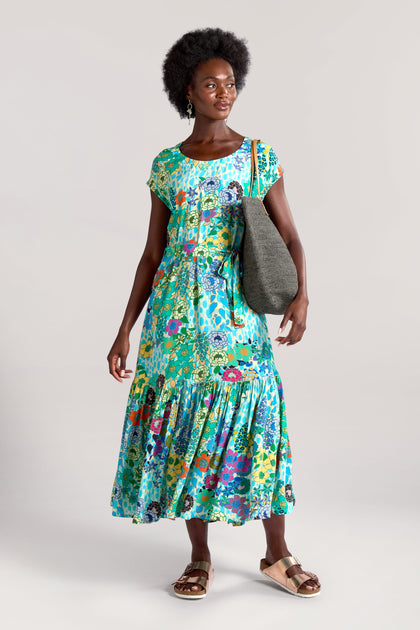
[240,139,298,315]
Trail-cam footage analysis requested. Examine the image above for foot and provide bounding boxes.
[265,547,320,595]
[175,550,212,594]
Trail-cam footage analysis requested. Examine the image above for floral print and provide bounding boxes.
[110,137,295,527]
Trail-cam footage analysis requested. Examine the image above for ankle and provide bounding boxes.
[191,546,211,563]
[265,543,290,561]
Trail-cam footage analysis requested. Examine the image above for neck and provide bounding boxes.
[187,118,230,143]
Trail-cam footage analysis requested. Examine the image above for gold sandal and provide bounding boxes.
[260,555,321,597]
[171,560,214,599]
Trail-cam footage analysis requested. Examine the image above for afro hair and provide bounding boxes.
[162,27,250,119]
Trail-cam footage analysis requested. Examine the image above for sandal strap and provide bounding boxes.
[171,561,212,590]
[187,560,211,574]
[288,571,315,591]
[275,555,300,571]
[276,556,318,581]
[260,556,318,594]
[280,557,319,584]
[171,574,208,589]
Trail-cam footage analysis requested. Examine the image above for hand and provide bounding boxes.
[275,295,309,347]
[107,331,133,382]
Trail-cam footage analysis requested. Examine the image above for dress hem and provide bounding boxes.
[110,504,295,527]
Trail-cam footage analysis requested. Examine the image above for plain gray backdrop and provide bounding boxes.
[1,1,419,628]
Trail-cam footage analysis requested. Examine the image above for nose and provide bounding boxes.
[217,85,228,98]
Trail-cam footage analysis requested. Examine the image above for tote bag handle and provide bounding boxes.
[249,138,270,217]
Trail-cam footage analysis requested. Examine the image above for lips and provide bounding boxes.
[215,102,230,110]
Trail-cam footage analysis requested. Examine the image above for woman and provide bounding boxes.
[107,27,320,599]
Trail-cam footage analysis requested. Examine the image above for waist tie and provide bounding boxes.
[216,249,245,328]
[164,242,245,328]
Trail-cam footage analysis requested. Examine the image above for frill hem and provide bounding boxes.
[110,370,296,526]
[110,504,295,527]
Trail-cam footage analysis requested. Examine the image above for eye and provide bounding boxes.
[204,81,236,88]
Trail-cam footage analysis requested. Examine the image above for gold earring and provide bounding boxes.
[187,98,193,124]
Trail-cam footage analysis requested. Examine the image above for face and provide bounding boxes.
[186,57,237,121]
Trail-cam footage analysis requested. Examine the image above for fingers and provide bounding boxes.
[109,355,122,382]
[278,312,290,335]
[117,356,133,379]
[275,320,306,346]
[116,361,133,379]
[108,354,133,382]
[275,314,292,345]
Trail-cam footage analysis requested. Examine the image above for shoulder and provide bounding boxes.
[253,139,285,192]
[149,143,181,169]
[254,139,283,170]
[246,138,282,166]
[255,139,279,158]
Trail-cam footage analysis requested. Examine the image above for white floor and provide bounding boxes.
[2,500,418,630]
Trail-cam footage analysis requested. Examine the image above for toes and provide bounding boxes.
[299,579,319,593]
[180,583,201,592]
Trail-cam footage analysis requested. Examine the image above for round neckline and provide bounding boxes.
[176,136,248,163]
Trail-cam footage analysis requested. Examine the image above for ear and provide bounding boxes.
[186,82,194,100]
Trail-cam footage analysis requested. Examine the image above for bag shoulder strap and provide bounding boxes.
[251,139,262,200]
[250,138,269,216]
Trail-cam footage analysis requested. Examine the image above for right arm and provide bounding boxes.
[107,190,171,382]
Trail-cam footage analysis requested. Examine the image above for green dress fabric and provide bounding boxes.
[110,136,296,526]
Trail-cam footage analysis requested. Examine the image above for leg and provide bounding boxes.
[262,512,320,594]
[175,518,212,594]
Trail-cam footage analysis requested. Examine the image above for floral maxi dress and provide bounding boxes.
[110,136,296,526]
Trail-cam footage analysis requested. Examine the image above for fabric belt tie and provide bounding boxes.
[216,250,245,328]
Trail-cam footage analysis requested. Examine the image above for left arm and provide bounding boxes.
[263,176,309,346]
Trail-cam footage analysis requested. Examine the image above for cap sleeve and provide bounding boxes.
[146,153,171,210]
[256,141,284,199]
